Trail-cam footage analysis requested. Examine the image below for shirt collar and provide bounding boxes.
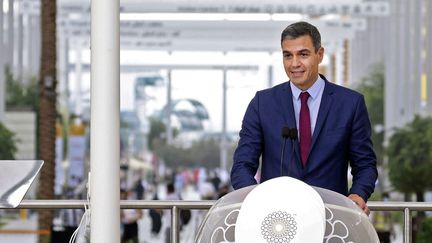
[290,76,325,100]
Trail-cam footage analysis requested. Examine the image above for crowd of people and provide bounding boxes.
[119,167,231,243]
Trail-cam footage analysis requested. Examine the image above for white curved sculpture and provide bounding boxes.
[195,177,379,243]
[0,160,44,208]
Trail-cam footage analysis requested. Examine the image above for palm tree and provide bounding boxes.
[37,0,57,241]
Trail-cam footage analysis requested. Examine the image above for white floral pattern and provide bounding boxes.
[209,206,357,243]
[323,206,354,243]
[260,211,297,243]
[210,209,239,243]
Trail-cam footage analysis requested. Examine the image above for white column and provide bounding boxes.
[28,15,40,75]
[17,12,23,81]
[335,41,344,86]
[23,13,29,75]
[7,0,14,68]
[58,32,70,109]
[74,43,83,116]
[90,0,120,242]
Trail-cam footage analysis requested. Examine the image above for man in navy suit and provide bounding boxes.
[231,21,377,214]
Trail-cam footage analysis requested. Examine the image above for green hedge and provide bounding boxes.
[0,122,17,159]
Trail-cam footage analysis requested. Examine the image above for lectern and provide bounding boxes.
[195,177,379,243]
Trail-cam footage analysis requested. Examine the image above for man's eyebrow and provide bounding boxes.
[298,49,311,53]
[282,49,311,53]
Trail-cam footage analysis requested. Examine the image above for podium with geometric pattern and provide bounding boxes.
[195,177,379,243]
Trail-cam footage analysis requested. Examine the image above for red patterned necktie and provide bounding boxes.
[299,92,311,166]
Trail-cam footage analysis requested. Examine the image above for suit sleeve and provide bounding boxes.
[230,93,263,189]
[348,95,378,201]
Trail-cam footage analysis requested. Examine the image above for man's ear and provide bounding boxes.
[318,47,324,63]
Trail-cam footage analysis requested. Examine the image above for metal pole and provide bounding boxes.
[171,205,180,243]
[268,64,273,88]
[166,69,173,144]
[268,52,274,88]
[13,199,432,243]
[404,207,411,243]
[17,199,216,209]
[90,0,120,242]
[220,67,228,171]
[0,0,4,121]
[15,199,432,211]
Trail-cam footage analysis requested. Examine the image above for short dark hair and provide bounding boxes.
[281,21,321,52]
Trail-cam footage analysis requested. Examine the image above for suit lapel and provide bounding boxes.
[278,82,297,129]
[310,79,334,153]
[277,82,302,170]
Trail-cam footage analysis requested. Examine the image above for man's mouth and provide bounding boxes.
[290,71,304,77]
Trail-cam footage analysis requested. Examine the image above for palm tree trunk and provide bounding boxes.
[38,0,57,242]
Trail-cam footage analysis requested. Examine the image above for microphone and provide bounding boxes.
[287,128,298,176]
[289,128,298,141]
[280,127,292,176]
[282,127,291,139]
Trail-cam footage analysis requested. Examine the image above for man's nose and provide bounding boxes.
[291,56,300,67]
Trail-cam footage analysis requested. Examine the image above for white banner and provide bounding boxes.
[60,19,364,52]
[23,0,390,16]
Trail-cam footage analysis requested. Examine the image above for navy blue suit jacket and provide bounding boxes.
[231,76,378,201]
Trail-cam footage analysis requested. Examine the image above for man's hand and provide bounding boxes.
[348,194,370,215]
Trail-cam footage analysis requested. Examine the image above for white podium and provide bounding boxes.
[195,177,379,243]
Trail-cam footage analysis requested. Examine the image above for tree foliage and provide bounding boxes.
[153,138,234,169]
[148,117,167,150]
[0,123,17,159]
[5,65,39,110]
[355,63,385,165]
[417,217,432,243]
[387,115,432,201]
[148,117,235,169]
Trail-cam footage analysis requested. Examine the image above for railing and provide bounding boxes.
[368,201,432,243]
[6,200,432,243]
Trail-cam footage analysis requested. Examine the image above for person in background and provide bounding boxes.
[121,189,142,243]
[149,193,163,237]
[134,178,145,200]
[217,184,231,199]
[230,21,378,215]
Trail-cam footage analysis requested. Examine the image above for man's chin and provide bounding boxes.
[289,78,305,84]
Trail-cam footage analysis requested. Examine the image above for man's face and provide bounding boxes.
[282,35,324,91]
